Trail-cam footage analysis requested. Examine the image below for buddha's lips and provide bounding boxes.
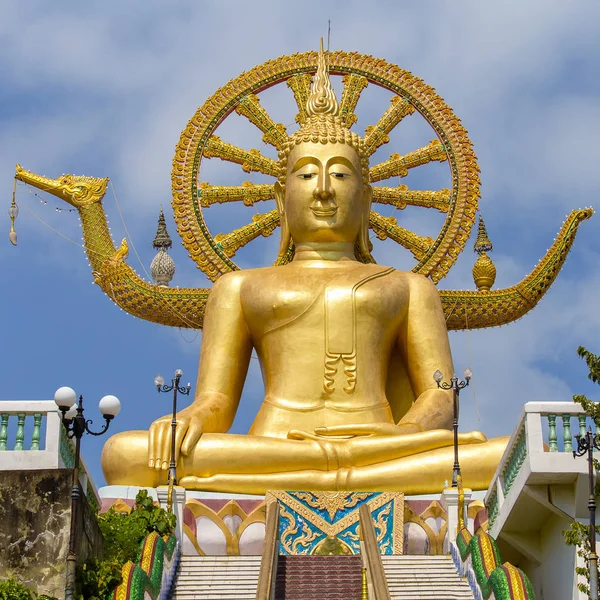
[311,207,337,218]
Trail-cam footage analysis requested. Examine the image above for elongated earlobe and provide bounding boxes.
[275,182,291,260]
[357,184,375,262]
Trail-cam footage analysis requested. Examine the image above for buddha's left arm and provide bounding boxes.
[397,274,454,432]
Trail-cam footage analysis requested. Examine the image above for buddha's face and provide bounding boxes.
[276,142,369,245]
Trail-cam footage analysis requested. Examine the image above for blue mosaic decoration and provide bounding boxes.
[266,491,403,555]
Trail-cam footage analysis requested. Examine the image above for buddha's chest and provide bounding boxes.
[241,266,408,343]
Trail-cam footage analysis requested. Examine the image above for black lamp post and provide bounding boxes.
[154,370,191,486]
[433,368,472,488]
[54,386,120,600]
[574,429,600,600]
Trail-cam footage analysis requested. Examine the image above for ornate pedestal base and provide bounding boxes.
[99,486,488,557]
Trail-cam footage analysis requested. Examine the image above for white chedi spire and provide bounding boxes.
[150,207,175,287]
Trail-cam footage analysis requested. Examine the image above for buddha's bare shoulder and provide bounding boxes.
[365,264,436,287]
[209,267,277,297]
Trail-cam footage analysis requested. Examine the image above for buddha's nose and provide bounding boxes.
[314,182,335,202]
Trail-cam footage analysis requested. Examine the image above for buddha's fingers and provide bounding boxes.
[459,430,487,444]
[313,423,401,437]
[174,423,187,463]
[181,422,202,457]
[288,429,356,441]
[150,420,167,470]
[313,424,487,445]
[148,423,157,468]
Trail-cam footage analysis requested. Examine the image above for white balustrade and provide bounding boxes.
[0,400,99,506]
[484,401,591,536]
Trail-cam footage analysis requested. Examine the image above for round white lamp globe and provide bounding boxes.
[99,395,121,418]
[54,386,77,409]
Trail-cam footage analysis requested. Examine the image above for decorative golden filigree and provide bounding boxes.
[372,186,451,212]
[266,490,404,554]
[294,491,371,521]
[198,182,275,207]
[363,96,416,155]
[369,140,447,183]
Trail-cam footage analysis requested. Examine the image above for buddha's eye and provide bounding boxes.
[331,172,350,179]
[298,173,317,180]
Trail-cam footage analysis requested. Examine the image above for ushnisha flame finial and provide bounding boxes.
[306,38,339,117]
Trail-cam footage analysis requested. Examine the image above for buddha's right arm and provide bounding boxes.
[190,271,253,433]
[148,272,252,465]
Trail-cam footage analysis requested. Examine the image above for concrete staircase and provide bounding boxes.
[275,555,363,599]
[169,554,474,600]
[382,555,474,599]
[170,555,262,599]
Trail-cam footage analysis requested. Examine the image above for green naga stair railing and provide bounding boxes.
[451,528,536,600]
[109,532,179,600]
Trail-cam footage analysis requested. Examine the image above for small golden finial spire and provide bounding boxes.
[472,214,496,291]
[306,37,339,118]
[474,214,493,254]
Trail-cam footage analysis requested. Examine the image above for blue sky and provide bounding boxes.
[1,0,599,489]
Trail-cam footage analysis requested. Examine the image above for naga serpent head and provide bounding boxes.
[15,164,109,207]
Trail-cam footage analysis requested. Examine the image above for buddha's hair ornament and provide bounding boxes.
[306,38,339,117]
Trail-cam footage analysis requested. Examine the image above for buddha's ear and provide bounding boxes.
[358,184,374,262]
[275,181,291,260]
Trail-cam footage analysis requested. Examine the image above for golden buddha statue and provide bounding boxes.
[15,43,592,496]
[99,44,508,495]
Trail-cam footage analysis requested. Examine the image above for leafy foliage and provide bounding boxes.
[0,579,34,600]
[563,346,600,598]
[75,490,176,600]
[0,579,57,600]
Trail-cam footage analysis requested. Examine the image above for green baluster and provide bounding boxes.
[562,415,573,453]
[31,413,42,451]
[579,415,587,440]
[0,414,8,451]
[14,414,25,451]
[548,414,558,452]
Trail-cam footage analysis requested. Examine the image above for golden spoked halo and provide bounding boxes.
[171,50,480,283]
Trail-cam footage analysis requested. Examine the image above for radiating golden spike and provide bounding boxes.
[235,94,288,150]
[369,212,433,260]
[287,73,313,125]
[198,182,275,207]
[363,97,416,155]
[203,136,279,177]
[369,140,447,183]
[372,186,451,212]
[306,38,339,117]
[214,209,280,257]
[339,74,368,127]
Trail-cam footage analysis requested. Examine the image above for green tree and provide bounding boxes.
[76,490,176,600]
[563,346,600,598]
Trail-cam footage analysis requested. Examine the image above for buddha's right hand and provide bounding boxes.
[148,404,210,471]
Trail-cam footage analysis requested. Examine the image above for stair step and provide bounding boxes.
[382,555,474,600]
